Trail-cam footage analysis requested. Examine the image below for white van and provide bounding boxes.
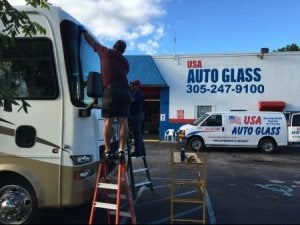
[0,5,112,224]
[176,111,290,153]
[287,112,300,143]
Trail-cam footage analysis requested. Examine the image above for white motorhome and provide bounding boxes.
[176,111,300,153]
[0,5,107,224]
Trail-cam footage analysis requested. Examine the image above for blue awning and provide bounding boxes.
[125,55,167,87]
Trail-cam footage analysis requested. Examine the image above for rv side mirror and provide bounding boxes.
[87,71,103,98]
[78,71,103,117]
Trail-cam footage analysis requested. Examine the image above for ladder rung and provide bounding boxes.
[174,180,201,186]
[172,218,204,223]
[172,198,204,203]
[135,181,151,188]
[94,202,117,210]
[133,168,148,173]
[98,182,118,190]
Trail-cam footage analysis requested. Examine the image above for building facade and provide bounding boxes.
[126,51,300,140]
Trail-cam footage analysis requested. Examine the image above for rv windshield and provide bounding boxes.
[60,20,100,107]
[193,113,209,125]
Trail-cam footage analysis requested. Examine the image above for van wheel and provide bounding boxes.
[0,177,40,224]
[189,137,204,151]
[259,138,276,154]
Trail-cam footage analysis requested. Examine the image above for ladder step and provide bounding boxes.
[94,202,117,210]
[133,168,148,173]
[98,182,118,190]
[172,198,204,203]
[135,181,151,188]
[173,218,204,223]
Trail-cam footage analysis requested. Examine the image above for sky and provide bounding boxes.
[9,0,300,55]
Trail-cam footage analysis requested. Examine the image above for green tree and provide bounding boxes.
[276,43,300,52]
[0,0,49,112]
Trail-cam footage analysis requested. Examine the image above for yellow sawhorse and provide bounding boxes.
[170,150,206,224]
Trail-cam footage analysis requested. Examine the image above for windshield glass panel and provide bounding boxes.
[60,20,100,107]
[193,113,209,125]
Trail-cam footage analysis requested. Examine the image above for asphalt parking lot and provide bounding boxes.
[41,141,300,224]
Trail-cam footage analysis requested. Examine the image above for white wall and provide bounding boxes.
[153,52,300,120]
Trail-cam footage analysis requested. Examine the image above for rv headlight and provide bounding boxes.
[71,155,93,165]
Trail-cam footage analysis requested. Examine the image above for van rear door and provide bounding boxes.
[288,113,300,143]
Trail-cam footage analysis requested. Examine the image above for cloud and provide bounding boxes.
[137,39,160,55]
[8,0,167,54]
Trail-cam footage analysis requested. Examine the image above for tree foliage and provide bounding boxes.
[0,0,48,37]
[276,43,300,52]
[0,0,49,112]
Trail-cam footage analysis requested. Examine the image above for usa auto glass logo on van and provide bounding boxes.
[228,116,242,124]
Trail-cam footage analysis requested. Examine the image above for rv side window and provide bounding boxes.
[202,115,222,126]
[0,38,58,100]
[291,114,300,126]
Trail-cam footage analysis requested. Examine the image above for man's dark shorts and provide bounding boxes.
[101,86,131,118]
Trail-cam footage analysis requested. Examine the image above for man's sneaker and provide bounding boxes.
[118,150,126,162]
[101,151,113,160]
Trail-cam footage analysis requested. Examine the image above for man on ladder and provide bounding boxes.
[128,80,153,199]
[82,29,131,160]
[129,79,146,157]
[83,29,135,224]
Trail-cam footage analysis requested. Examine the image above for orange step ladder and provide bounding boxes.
[89,157,136,224]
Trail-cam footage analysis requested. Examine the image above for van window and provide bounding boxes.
[202,115,222,126]
[0,38,58,99]
[194,113,209,125]
[291,114,300,126]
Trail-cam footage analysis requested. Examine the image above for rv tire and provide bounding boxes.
[0,176,40,224]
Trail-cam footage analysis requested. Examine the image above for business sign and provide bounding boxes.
[229,115,282,136]
[186,60,264,94]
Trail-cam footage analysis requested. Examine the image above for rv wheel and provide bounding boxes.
[0,177,40,224]
[189,137,204,151]
[259,138,276,154]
